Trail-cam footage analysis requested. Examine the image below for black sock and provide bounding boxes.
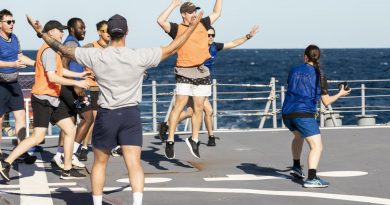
[293,159,300,168]
[308,169,317,180]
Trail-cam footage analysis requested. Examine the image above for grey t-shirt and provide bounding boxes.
[75,46,162,109]
[33,48,60,107]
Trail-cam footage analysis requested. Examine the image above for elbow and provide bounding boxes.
[157,19,164,27]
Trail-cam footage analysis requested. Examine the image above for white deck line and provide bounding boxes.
[19,153,53,205]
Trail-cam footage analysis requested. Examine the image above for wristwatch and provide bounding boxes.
[246,34,252,40]
[37,32,43,38]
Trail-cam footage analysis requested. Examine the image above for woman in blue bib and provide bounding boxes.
[282,45,351,188]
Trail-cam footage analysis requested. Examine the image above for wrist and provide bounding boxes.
[246,34,252,40]
[37,32,43,38]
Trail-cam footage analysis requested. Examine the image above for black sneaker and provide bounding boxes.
[18,152,37,164]
[207,135,216,146]
[164,141,175,159]
[111,146,123,157]
[78,147,88,161]
[0,153,4,161]
[158,122,169,142]
[185,137,200,158]
[60,168,86,180]
[0,160,11,182]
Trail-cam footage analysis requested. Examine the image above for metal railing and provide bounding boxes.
[2,73,390,138]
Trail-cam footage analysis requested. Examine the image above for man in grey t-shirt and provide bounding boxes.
[27,12,203,205]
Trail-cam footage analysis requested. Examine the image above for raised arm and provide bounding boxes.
[157,0,182,33]
[26,15,76,61]
[160,11,203,61]
[209,0,222,24]
[321,85,351,106]
[223,25,259,50]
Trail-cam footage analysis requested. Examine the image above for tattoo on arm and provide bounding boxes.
[42,33,76,60]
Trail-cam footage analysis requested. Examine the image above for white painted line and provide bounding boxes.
[0,182,77,189]
[99,187,390,205]
[116,178,172,184]
[204,174,287,181]
[19,153,53,205]
[317,171,368,177]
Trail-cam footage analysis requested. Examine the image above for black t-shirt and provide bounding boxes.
[168,17,212,39]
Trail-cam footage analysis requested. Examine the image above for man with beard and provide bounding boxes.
[51,17,91,169]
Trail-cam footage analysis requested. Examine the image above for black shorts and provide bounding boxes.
[89,90,99,111]
[0,82,25,115]
[60,86,92,115]
[31,95,74,128]
[92,106,143,150]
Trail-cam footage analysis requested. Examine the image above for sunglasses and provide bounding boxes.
[1,20,15,25]
[99,29,108,33]
[208,34,215,38]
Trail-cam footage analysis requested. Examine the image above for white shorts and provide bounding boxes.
[175,83,211,97]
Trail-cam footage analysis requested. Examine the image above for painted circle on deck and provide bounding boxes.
[317,171,368,177]
[117,178,172,184]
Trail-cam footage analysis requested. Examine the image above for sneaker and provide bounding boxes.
[71,154,86,168]
[0,153,4,161]
[60,168,86,180]
[111,146,122,157]
[158,122,169,142]
[0,160,11,182]
[185,137,200,158]
[207,135,216,146]
[164,141,175,159]
[18,152,37,164]
[303,177,330,188]
[51,154,64,170]
[78,147,88,161]
[290,166,305,179]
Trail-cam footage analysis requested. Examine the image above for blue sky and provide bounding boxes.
[2,0,390,49]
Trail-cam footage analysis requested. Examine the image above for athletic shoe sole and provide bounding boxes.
[303,183,329,188]
[60,175,86,180]
[185,138,200,159]
[0,170,10,182]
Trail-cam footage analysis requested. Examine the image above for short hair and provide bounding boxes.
[96,20,108,31]
[110,32,125,41]
[67,17,83,32]
[0,9,12,21]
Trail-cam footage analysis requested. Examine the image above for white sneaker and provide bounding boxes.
[71,154,86,168]
[51,154,64,169]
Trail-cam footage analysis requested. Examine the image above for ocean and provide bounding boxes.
[19,49,390,132]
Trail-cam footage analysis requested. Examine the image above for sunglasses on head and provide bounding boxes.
[208,34,215,37]
[1,20,15,25]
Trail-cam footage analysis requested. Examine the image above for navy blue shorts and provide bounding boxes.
[0,82,25,116]
[92,106,143,150]
[283,117,320,138]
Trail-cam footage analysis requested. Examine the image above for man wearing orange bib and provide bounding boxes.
[157,0,222,159]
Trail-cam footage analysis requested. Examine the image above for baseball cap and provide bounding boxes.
[42,20,68,33]
[180,2,200,13]
[108,14,128,35]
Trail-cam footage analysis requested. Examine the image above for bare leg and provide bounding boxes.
[56,118,77,170]
[305,134,323,169]
[91,147,110,195]
[12,109,26,143]
[203,99,213,136]
[167,95,189,141]
[291,131,304,160]
[75,110,94,143]
[0,114,4,151]
[121,145,144,193]
[83,110,97,147]
[190,96,206,140]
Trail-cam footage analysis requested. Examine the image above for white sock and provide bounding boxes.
[133,192,143,205]
[82,145,88,149]
[92,195,102,205]
[192,137,199,143]
[73,142,80,154]
[56,146,64,157]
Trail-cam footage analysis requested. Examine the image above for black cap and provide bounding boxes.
[108,14,128,35]
[42,20,68,33]
[180,2,200,13]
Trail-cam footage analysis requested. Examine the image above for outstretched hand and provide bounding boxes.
[26,15,43,33]
[249,25,259,38]
[171,0,182,7]
[189,11,203,28]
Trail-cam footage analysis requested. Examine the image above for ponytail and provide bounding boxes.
[305,44,328,95]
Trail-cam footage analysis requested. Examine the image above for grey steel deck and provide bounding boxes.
[0,127,389,205]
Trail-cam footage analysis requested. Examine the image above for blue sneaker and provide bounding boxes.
[290,166,305,179]
[303,177,329,188]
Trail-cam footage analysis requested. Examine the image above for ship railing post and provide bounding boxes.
[212,79,218,131]
[361,84,366,115]
[280,86,285,128]
[271,77,277,128]
[320,102,325,127]
[152,80,157,132]
[259,78,272,128]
